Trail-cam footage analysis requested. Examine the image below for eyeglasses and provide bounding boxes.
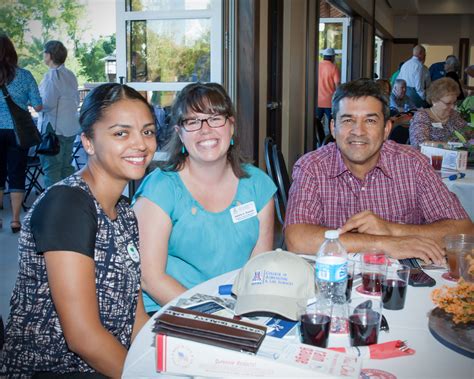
[439,99,457,107]
[180,114,228,132]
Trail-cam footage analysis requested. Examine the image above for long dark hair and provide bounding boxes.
[162,82,249,178]
[0,34,18,86]
[79,83,155,139]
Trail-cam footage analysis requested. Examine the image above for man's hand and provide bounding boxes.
[381,235,446,265]
[340,211,395,236]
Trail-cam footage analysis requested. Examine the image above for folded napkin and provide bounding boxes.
[328,340,415,359]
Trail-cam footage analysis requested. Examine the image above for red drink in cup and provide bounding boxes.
[300,313,331,348]
[431,155,443,170]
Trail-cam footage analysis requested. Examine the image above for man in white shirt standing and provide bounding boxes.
[39,40,80,187]
[397,45,429,108]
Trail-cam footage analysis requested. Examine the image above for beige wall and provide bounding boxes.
[281,0,307,173]
[393,14,474,66]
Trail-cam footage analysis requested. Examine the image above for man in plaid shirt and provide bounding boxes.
[285,79,473,264]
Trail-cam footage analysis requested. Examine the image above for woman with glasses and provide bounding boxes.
[133,82,276,314]
[409,77,469,147]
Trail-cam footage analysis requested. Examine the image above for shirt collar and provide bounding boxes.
[328,141,394,179]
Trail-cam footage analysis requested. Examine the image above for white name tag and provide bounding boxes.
[230,201,257,223]
[432,122,443,129]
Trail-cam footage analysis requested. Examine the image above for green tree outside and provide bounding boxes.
[0,0,114,86]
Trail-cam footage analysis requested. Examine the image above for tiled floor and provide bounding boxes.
[0,194,24,321]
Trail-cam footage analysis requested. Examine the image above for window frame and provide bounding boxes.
[116,0,223,92]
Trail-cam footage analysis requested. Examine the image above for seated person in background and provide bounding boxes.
[1,84,154,377]
[389,79,416,127]
[390,79,416,115]
[410,77,469,147]
[133,82,276,314]
[429,57,451,82]
[444,56,465,102]
[284,79,473,264]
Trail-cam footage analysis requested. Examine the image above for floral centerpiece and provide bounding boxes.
[431,256,474,324]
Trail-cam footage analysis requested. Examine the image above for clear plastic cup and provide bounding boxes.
[444,234,474,281]
[359,250,388,296]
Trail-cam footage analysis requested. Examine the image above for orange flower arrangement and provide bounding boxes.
[431,256,474,324]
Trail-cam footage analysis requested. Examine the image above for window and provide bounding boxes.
[319,18,350,83]
[373,35,383,79]
[116,0,223,106]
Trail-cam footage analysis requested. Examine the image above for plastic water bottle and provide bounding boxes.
[315,230,348,304]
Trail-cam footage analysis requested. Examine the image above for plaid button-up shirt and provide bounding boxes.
[285,141,468,229]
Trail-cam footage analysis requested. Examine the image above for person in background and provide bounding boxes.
[375,79,391,97]
[0,34,42,233]
[38,40,80,187]
[410,77,469,147]
[284,79,473,263]
[429,55,455,82]
[0,84,155,377]
[466,64,474,78]
[397,45,429,108]
[390,61,404,87]
[388,79,416,143]
[317,47,340,126]
[444,56,465,102]
[133,82,276,314]
[390,79,416,115]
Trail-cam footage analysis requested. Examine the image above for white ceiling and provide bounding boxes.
[386,0,474,16]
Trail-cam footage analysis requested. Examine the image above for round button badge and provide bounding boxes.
[127,243,140,262]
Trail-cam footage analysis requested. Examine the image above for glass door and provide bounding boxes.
[319,17,350,83]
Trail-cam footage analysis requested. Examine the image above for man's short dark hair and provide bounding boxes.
[44,40,67,65]
[331,79,390,122]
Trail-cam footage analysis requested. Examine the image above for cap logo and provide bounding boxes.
[250,270,293,286]
[251,270,264,284]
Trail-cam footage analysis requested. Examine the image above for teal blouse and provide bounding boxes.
[133,164,277,312]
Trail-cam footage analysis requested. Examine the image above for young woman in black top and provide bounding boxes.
[1,83,156,378]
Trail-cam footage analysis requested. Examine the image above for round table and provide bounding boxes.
[443,168,474,220]
[122,268,474,378]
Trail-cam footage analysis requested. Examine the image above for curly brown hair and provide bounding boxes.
[426,77,460,104]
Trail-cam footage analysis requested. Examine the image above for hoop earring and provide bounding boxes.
[230,138,234,146]
[181,145,186,154]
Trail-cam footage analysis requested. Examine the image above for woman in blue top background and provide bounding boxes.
[133,82,276,314]
[0,34,42,233]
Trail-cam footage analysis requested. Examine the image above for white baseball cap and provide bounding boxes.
[321,47,336,56]
[232,249,315,321]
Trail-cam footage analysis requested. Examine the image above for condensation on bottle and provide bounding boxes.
[315,230,348,304]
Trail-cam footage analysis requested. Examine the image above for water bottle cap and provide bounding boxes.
[324,230,339,239]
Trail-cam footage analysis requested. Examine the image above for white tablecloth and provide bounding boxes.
[443,168,474,220]
[122,269,474,379]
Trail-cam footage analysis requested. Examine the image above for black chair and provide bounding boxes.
[264,137,284,227]
[23,150,44,209]
[271,142,291,218]
[389,125,410,144]
[321,134,335,146]
[314,117,326,148]
[71,139,85,169]
[0,314,4,351]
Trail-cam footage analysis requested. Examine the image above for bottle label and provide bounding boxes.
[316,257,347,283]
